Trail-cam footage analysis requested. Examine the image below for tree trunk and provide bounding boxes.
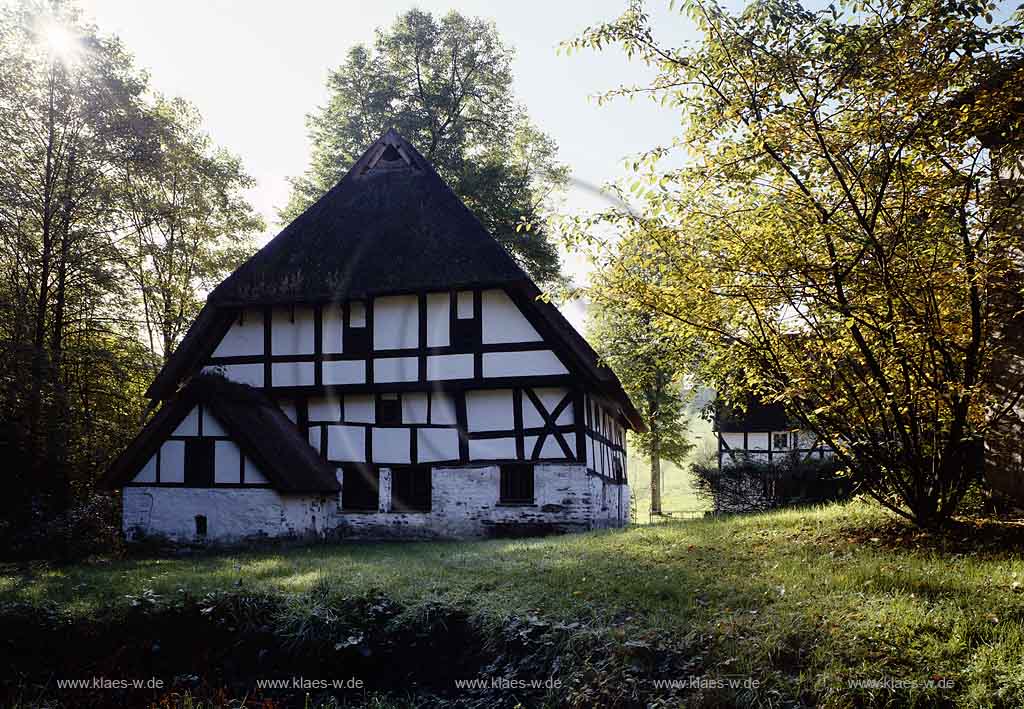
[650,431,662,516]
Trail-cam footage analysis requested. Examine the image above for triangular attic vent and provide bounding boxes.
[359,138,419,175]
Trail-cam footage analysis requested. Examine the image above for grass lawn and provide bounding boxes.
[3,501,1024,706]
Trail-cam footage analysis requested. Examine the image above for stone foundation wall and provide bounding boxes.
[122,487,336,543]
[123,464,631,544]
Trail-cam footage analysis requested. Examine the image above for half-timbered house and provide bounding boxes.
[101,129,641,543]
[714,395,833,468]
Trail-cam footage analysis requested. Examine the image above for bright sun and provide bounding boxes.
[40,21,79,63]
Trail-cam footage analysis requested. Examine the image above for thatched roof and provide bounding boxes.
[211,128,528,305]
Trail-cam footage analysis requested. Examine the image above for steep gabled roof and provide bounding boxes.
[143,129,643,430]
[101,375,339,493]
[212,128,528,305]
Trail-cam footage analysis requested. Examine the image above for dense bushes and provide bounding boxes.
[692,458,853,513]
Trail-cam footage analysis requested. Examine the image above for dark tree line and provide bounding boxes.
[0,2,262,556]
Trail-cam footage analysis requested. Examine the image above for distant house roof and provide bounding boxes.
[713,394,789,433]
[101,374,340,493]
[143,129,643,430]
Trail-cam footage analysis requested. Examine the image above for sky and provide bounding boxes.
[75,0,700,328]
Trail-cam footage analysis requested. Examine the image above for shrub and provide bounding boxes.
[692,457,852,513]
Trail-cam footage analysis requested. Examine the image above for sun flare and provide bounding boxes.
[39,20,79,64]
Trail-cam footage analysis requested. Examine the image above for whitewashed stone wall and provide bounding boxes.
[122,487,336,543]
[123,464,630,543]
[333,463,628,540]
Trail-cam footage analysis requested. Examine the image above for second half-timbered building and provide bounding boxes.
[101,129,642,543]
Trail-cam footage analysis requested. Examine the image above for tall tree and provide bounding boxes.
[120,97,263,365]
[0,0,150,519]
[283,9,567,285]
[565,0,1024,526]
[588,235,695,515]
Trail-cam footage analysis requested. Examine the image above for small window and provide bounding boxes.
[184,439,215,487]
[194,515,207,537]
[342,464,380,511]
[376,393,402,425]
[500,464,534,504]
[453,314,478,349]
[391,466,432,512]
[345,301,369,354]
[773,433,789,450]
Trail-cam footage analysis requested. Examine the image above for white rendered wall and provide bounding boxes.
[126,463,630,543]
[128,404,270,486]
[480,289,542,344]
[465,390,514,431]
[322,305,344,353]
[482,350,568,378]
[373,295,418,350]
[426,293,449,347]
[426,354,473,380]
[123,487,334,543]
[335,463,630,540]
[212,309,263,357]
[271,306,315,355]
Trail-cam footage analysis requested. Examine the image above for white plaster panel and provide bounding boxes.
[524,435,567,459]
[308,396,341,422]
[344,394,374,423]
[308,425,322,453]
[173,407,199,436]
[430,393,458,425]
[468,436,516,460]
[271,361,315,387]
[220,363,264,388]
[402,393,428,424]
[482,350,568,378]
[720,433,746,453]
[132,454,157,483]
[426,354,473,380]
[327,425,366,461]
[373,295,419,350]
[374,356,418,382]
[204,409,227,437]
[426,292,450,347]
[214,440,241,484]
[212,309,264,357]
[540,436,568,459]
[457,291,474,318]
[160,440,185,483]
[245,458,269,484]
[322,305,344,353]
[747,432,770,451]
[372,427,411,464]
[323,360,365,385]
[537,388,572,424]
[417,428,460,462]
[271,306,315,355]
[481,289,542,344]
[465,389,514,432]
